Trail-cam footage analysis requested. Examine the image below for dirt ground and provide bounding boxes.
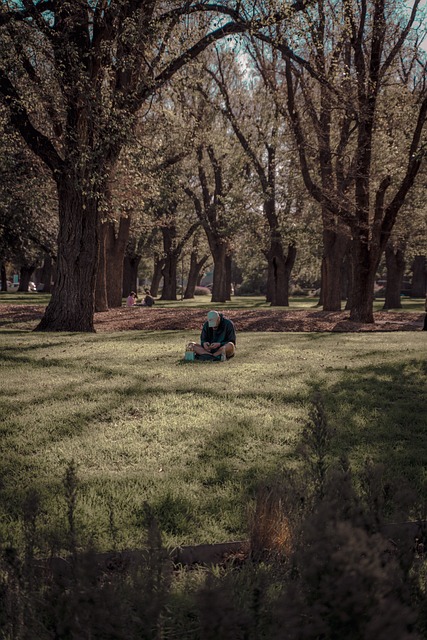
[0,304,424,332]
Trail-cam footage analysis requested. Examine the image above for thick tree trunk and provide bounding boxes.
[267,242,297,306]
[225,254,232,301]
[383,244,405,310]
[349,236,376,323]
[341,252,351,301]
[36,179,99,332]
[18,264,36,292]
[411,256,426,298]
[106,217,131,308]
[123,254,141,298]
[322,228,348,311]
[95,221,108,312]
[343,249,354,311]
[39,254,54,293]
[160,256,178,300]
[211,243,227,302]
[0,263,7,291]
[150,253,165,297]
[266,260,273,303]
[184,252,208,299]
[160,226,178,301]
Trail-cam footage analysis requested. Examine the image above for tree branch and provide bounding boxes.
[140,21,247,103]
[379,0,421,82]
[0,73,63,175]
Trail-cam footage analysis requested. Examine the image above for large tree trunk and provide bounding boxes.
[266,259,273,304]
[349,235,376,323]
[150,253,165,297]
[18,264,36,292]
[322,228,348,311]
[36,179,99,332]
[211,242,227,303]
[160,226,178,301]
[225,254,232,301]
[123,254,141,298]
[262,191,297,305]
[39,254,54,293]
[343,248,354,311]
[0,263,7,291]
[184,251,208,299]
[411,256,426,298]
[267,242,297,306]
[383,244,405,310]
[160,256,178,300]
[341,251,351,301]
[95,221,108,312]
[106,217,131,308]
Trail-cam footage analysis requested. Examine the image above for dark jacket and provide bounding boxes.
[200,314,236,346]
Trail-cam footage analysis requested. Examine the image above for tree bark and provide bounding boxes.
[225,253,232,301]
[35,172,98,332]
[18,264,36,292]
[160,256,178,300]
[36,177,99,332]
[322,228,348,311]
[266,242,297,306]
[123,254,141,299]
[410,256,426,298]
[95,221,108,312]
[106,217,131,308]
[349,234,376,323]
[160,226,178,301]
[150,253,165,297]
[383,244,405,310]
[184,251,208,299]
[1,263,7,291]
[211,242,227,302]
[39,254,54,293]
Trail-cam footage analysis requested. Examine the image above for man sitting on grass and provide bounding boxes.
[189,310,236,361]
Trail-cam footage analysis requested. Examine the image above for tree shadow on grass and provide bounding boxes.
[307,358,427,484]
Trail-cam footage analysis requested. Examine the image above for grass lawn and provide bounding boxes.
[0,291,425,312]
[0,327,426,552]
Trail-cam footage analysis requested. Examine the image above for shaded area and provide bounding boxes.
[0,303,423,332]
[308,359,427,484]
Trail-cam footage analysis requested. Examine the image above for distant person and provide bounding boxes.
[142,289,155,307]
[126,291,137,307]
[188,310,236,361]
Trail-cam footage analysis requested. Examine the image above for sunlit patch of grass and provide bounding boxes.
[0,329,425,549]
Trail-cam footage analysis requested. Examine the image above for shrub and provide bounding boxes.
[238,277,266,296]
[290,284,309,296]
[194,286,211,295]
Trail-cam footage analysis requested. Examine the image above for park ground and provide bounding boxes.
[0,294,426,550]
[0,293,425,332]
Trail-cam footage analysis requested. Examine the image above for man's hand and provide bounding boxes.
[203,342,211,351]
[210,342,221,350]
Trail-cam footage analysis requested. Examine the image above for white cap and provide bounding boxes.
[207,311,220,327]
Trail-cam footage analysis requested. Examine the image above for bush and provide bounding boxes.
[194,286,211,295]
[290,284,309,296]
[238,274,267,296]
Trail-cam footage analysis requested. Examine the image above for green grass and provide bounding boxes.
[0,291,425,311]
[0,291,51,306]
[0,328,426,552]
